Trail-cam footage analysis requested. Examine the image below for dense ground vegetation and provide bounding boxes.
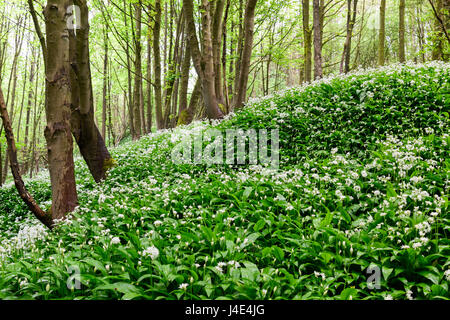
[0,62,449,300]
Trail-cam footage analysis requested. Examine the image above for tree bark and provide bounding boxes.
[44,0,78,220]
[234,0,258,110]
[378,0,386,66]
[178,14,191,117]
[429,0,449,61]
[340,0,358,73]
[102,25,108,140]
[313,0,323,79]
[23,43,37,174]
[132,3,142,139]
[71,0,112,183]
[399,0,406,62]
[0,86,53,229]
[153,0,164,129]
[146,11,153,134]
[302,0,312,82]
[178,78,201,126]
[29,0,112,183]
[184,0,224,120]
[212,0,226,106]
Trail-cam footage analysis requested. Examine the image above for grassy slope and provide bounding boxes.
[0,62,449,300]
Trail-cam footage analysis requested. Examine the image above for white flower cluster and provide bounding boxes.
[142,246,159,260]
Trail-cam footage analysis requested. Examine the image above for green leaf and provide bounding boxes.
[386,182,397,198]
[272,246,284,261]
[418,271,440,285]
[382,267,393,281]
[340,288,358,300]
[253,219,266,232]
[243,187,253,200]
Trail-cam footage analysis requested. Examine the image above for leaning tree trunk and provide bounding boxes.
[44,0,78,220]
[0,86,53,228]
[71,0,112,183]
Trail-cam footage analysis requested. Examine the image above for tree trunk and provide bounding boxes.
[44,0,78,220]
[234,0,258,110]
[233,0,244,98]
[132,3,142,140]
[185,0,224,120]
[212,0,226,107]
[29,0,112,183]
[163,10,184,128]
[430,0,449,61]
[313,0,323,79]
[340,0,358,73]
[399,0,406,62]
[71,0,112,183]
[0,86,53,229]
[146,14,153,134]
[378,0,386,66]
[178,78,201,126]
[302,0,312,82]
[153,0,164,129]
[23,43,37,175]
[178,14,191,117]
[102,25,108,140]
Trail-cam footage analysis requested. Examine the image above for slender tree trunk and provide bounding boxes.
[233,0,244,97]
[132,3,142,140]
[23,44,37,174]
[313,0,323,79]
[102,26,108,140]
[0,86,53,228]
[2,21,24,184]
[212,0,226,106]
[17,53,29,144]
[178,78,201,126]
[123,0,134,136]
[234,0,259,110]
[302,0,312,82]
[163,10,184,128]
[178,14,191,118]
[399,0,406,62]
[340,0,358,73]
[153,0,163,129]
[146,14,153,133]
[378,0,386,66]
[222,0,231,111]
[353,0,366,68]
[416,5,426,63]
